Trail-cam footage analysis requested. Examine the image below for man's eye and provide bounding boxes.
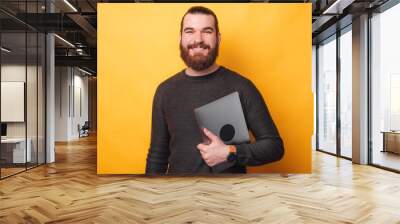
[185,30,193,34]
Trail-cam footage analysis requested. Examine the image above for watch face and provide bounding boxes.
[227,153,236,163]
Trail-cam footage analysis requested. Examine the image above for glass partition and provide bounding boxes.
[0,1,46,179]
[1,30,28,177]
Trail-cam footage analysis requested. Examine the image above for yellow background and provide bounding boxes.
[98,3,312,174]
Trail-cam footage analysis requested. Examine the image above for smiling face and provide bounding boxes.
[180,13,220,71]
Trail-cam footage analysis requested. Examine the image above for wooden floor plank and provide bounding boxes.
[0,134,400,223]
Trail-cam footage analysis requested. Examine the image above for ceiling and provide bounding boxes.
[0,0,394,75]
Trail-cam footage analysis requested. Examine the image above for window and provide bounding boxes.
[339,28,352,158]
[317,35,337,154]
[371,2,400,171]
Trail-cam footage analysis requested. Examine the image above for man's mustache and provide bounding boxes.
[187,42,211,50]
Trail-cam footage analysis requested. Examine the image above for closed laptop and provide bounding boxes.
[194,91,250,145]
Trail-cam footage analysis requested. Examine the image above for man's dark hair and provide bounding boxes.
[180,6,219,35]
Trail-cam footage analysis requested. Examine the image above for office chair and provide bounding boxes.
[79,121,90,138]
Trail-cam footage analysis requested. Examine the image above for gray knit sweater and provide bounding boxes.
[145,66,284,174]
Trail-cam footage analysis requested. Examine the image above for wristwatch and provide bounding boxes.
[227,145,237,163]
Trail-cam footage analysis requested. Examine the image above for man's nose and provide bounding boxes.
[193,31,203,44]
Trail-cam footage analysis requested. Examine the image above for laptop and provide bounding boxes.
[194,91,250,145]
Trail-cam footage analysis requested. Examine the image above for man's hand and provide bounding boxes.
[197,128,230,167]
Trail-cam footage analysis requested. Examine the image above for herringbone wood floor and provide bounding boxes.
[1,135,400,224]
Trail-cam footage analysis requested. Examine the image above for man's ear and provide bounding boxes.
[217,33,221,45]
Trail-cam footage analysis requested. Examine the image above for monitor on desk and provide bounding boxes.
[1,123,7,138]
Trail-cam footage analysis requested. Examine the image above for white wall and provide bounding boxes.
[1,64,40,137]
[55,66,70,141]
[72,72,89,138]
[1,63,46,164]
[55,67,89,141]
[1,65,26,135]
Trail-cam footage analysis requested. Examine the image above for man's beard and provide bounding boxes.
[180,40,219,71]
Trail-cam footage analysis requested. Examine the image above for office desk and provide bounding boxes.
[1,138,31,163]
[381,131,400,154]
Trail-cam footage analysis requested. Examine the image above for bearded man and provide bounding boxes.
[145,6,284,174]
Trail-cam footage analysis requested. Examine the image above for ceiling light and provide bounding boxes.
[323,0,354,15]
[63,0,78,12]
[54,34,75,48]
[77,67,93,76]
[1,47,11,53]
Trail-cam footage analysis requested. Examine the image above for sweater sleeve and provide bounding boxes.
[211,79,284,173]
[145,85,170,175]
[235,79,284,166]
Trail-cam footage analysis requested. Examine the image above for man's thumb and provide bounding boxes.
[203,127,218,142]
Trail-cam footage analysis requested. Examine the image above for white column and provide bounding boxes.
[352,14,369,164]
[45,1,55,163]
[46,32,55,163]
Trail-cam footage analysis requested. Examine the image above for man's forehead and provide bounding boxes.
[182,13,216,29]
